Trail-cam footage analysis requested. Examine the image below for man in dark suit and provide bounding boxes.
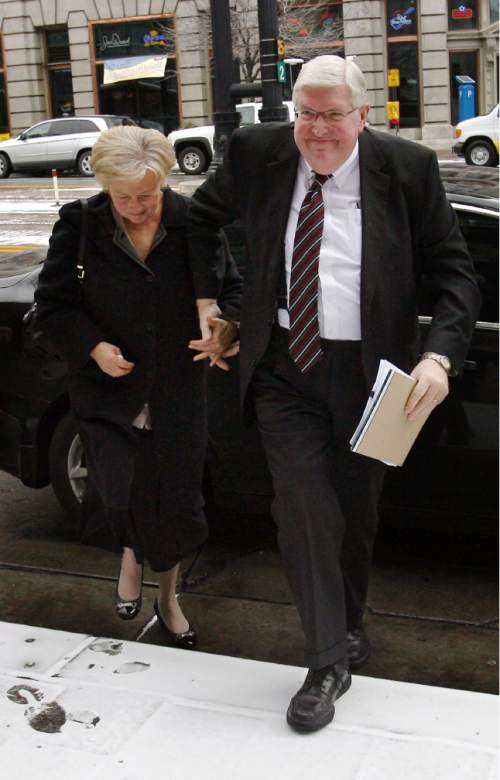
[188,55,480,733]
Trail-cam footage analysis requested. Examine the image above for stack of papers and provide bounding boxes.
[350,359,431,467]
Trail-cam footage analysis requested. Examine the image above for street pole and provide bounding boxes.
[209,0,240,170]
[257,0,288,122]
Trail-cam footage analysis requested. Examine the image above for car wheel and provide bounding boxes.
[178,146,208,175]
[0,152,11,178]
[49,411,87,523]
[464,140,498,167]
[77,149,93,177]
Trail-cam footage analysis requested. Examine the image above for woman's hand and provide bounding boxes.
[196,299,222,340]
[90,341,135,378]
[189,317,239,371]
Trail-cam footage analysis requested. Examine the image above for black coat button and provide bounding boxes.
[145,322,154,333]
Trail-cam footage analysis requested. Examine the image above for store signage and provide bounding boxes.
[144,30,170,47]
[99,32,131,52]
[388,69,400,87]
[451,4,473,18]
[389,6,416,32]
[103,55,168,84]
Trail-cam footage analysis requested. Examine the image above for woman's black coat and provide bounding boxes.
[35,188,241,555]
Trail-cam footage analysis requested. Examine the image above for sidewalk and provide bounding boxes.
[0,620,497,780]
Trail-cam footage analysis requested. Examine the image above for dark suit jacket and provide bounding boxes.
[188,123,480,417]
[35,188,242,511]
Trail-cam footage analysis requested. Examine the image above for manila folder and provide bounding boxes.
[353,371,430,467]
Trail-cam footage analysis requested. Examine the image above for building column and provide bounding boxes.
[420,0,451,140]
[343,1,386,128]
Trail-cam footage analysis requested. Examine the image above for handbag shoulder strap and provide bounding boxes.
[76,198,89,285]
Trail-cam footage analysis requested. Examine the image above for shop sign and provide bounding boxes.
[451,4,473,18]
[103,55,168,84]
[99,32,131,52]
[144,30,170,48]
[95,20,175,60]
[388,69,400,87]
[389,6,416,32]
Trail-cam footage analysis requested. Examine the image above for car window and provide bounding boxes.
[73,119,100,133]
[456,210,499,324]
[418,208,499,325]
[23,122,52,140]
[238,106,256,126]
[104,116,135,127]
[48,121,71,137]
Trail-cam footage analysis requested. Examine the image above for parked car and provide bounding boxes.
[0,115,137,179]
[0,164,498,533]
[452,104,499,167]
[168,102,295,174]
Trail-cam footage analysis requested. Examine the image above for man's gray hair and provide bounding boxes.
[90,125,176,189]
[292,55,368,109]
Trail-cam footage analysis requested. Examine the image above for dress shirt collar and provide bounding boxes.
[301,141,360,191]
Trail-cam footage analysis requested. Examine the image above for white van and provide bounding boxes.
[452,105,499,166]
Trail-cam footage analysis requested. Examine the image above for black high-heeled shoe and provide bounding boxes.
[115,565,143,621]
[153,598,197,649]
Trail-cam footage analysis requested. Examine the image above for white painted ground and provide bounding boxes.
[0,621,497,780]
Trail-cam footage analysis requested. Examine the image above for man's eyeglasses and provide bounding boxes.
[294,108,357,125]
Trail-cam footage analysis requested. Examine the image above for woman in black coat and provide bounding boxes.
[35,125,241,647]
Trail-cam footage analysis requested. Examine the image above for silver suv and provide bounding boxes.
[0,115,136,178]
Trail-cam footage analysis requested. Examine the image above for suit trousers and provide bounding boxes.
[252,326,387,669]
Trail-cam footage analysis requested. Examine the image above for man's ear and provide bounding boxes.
[358,104,370,131]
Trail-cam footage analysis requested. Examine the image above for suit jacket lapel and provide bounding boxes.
[359,129,391,322]
[264,130,299,293]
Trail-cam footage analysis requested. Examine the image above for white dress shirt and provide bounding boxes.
[279,142,362,340]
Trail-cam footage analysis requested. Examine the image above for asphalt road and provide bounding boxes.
[0,171,203,252]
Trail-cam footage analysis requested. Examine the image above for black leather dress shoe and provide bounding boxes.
[153,598,197,650]
[286,663,351,733]
[347,625,371,669]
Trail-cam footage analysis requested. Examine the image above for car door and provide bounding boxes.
[9,121,53,169]
[45,119,81,167]
[384,202,499,529]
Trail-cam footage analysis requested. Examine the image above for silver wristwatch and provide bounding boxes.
[421,351,452,375]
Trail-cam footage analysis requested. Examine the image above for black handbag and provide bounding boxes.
[23,199,89,359]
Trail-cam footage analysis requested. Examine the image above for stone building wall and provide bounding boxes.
[0,0,211,135]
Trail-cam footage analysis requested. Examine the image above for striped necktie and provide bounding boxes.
[288,172,330,372]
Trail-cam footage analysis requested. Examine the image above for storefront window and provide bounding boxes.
[0,35,9,136]
[449,51,478,125]
[92,17,179,134]
[278,2,343,98]
[46,29,74,117]
[46,29,71,63]
[388,42,420,128]
[386,0,418,37]
[490,0,499,23]
[386,1,420,129]
[447,0,478,31]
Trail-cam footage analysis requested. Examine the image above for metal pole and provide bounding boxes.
[257,0,288,122]
[209,0,240,170]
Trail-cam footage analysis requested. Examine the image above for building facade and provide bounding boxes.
[0,0,497,141]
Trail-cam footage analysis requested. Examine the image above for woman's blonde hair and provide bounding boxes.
[90,125,176,189]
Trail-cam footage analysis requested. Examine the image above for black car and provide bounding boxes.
[0,164,498,532]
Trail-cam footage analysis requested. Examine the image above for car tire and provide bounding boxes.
[49,411,87,524]
[464,140,498,167]
[77,149,93,177]
[0,152,11,178]
[178,146,208,175]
